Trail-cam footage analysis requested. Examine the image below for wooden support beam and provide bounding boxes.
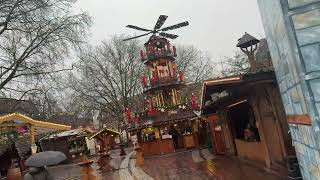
[30,125,35,145]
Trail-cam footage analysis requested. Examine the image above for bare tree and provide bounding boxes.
[69,35,143,130]
[0,0,91,96]
[174,45,216,103]
[175,45,215,84]
[219,51,250,76]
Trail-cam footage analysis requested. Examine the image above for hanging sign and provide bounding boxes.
[210,90,230,102]
[287,114,311,125]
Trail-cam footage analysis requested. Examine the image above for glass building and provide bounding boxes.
[257,0,320,179]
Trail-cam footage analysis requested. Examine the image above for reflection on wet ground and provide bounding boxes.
[48,148,284,180]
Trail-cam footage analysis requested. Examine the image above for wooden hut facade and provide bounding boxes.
[40,128,90,161]
[201,71,296,171]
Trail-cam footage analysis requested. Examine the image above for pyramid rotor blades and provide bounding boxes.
[154,15,168,30]
[161,21,189,31]
[126,25,152,32]
[159,32,178,39]
[123,32,153,41]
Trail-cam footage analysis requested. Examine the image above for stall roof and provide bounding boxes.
[42,128,89,140]
[88,128,121,140]
[0,113,71,157]
[0,113,71,133]
[128,108,197,131]
[201,71,276,115]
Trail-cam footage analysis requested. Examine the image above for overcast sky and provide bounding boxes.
[76,0,265,63]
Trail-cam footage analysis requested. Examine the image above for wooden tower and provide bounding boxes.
[140,35,185,114]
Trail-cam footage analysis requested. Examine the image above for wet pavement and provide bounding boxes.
[142,151,215,180]
[48,148,129,180]
[141,150,284,180]
[212,157,285,180]
[46,148,285,180]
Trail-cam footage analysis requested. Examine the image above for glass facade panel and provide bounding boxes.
[301,43,320,72]
[289,87,304,114]
[316,102,320,115]
[296,25,320,45]
[257,0,320,179]
[292,8,320,29]
[288,0,320,8]
[309,78,320,101]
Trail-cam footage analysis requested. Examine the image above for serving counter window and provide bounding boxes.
[141,127,157,142]
[228,100,260,142]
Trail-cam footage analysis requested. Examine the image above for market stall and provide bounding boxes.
[0,113,71,177]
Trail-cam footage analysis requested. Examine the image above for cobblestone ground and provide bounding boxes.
[48,148,131,180]
[142,151,216,180]
[212,157,285,180]
[141,151,285,180]
[46,148,285,180]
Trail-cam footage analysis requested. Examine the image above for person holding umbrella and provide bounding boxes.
[23,151,66,180]
[23,166,54,180]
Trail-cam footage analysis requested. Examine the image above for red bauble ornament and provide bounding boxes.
[125,108,131,121]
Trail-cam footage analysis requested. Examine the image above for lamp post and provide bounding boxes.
[236,32,260,72]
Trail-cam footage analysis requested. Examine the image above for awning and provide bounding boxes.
[0,113,71,145]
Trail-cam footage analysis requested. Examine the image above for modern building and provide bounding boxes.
[257,0,320,179]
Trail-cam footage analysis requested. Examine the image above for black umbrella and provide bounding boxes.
[26,151,66,167]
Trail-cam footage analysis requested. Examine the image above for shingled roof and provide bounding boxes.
[129,108,197,130]
[236,32,260,48]
[256,38,269,53]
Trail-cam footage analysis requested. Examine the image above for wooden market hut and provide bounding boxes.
[201,71,296,171]
[0,113,71,177]
[39,128,91,161]
[87,128,121,153]
[128,108,206,156]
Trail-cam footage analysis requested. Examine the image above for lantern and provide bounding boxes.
[140,50,145,59]
[146,99,155,115]
[141,75,147,88]
[134,116,139,123]
[191,93,197,109]
[173,46,176,55]
[150,77,155,87]
[178,71,184,82]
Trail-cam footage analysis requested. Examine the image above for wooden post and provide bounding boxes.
[250,94,272,168]
[78,155,96,180]
[97,151,114,172]
[120,144,126,156]
[29,125,35,145]
[135,143,144,166]
[7,161,21,180]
